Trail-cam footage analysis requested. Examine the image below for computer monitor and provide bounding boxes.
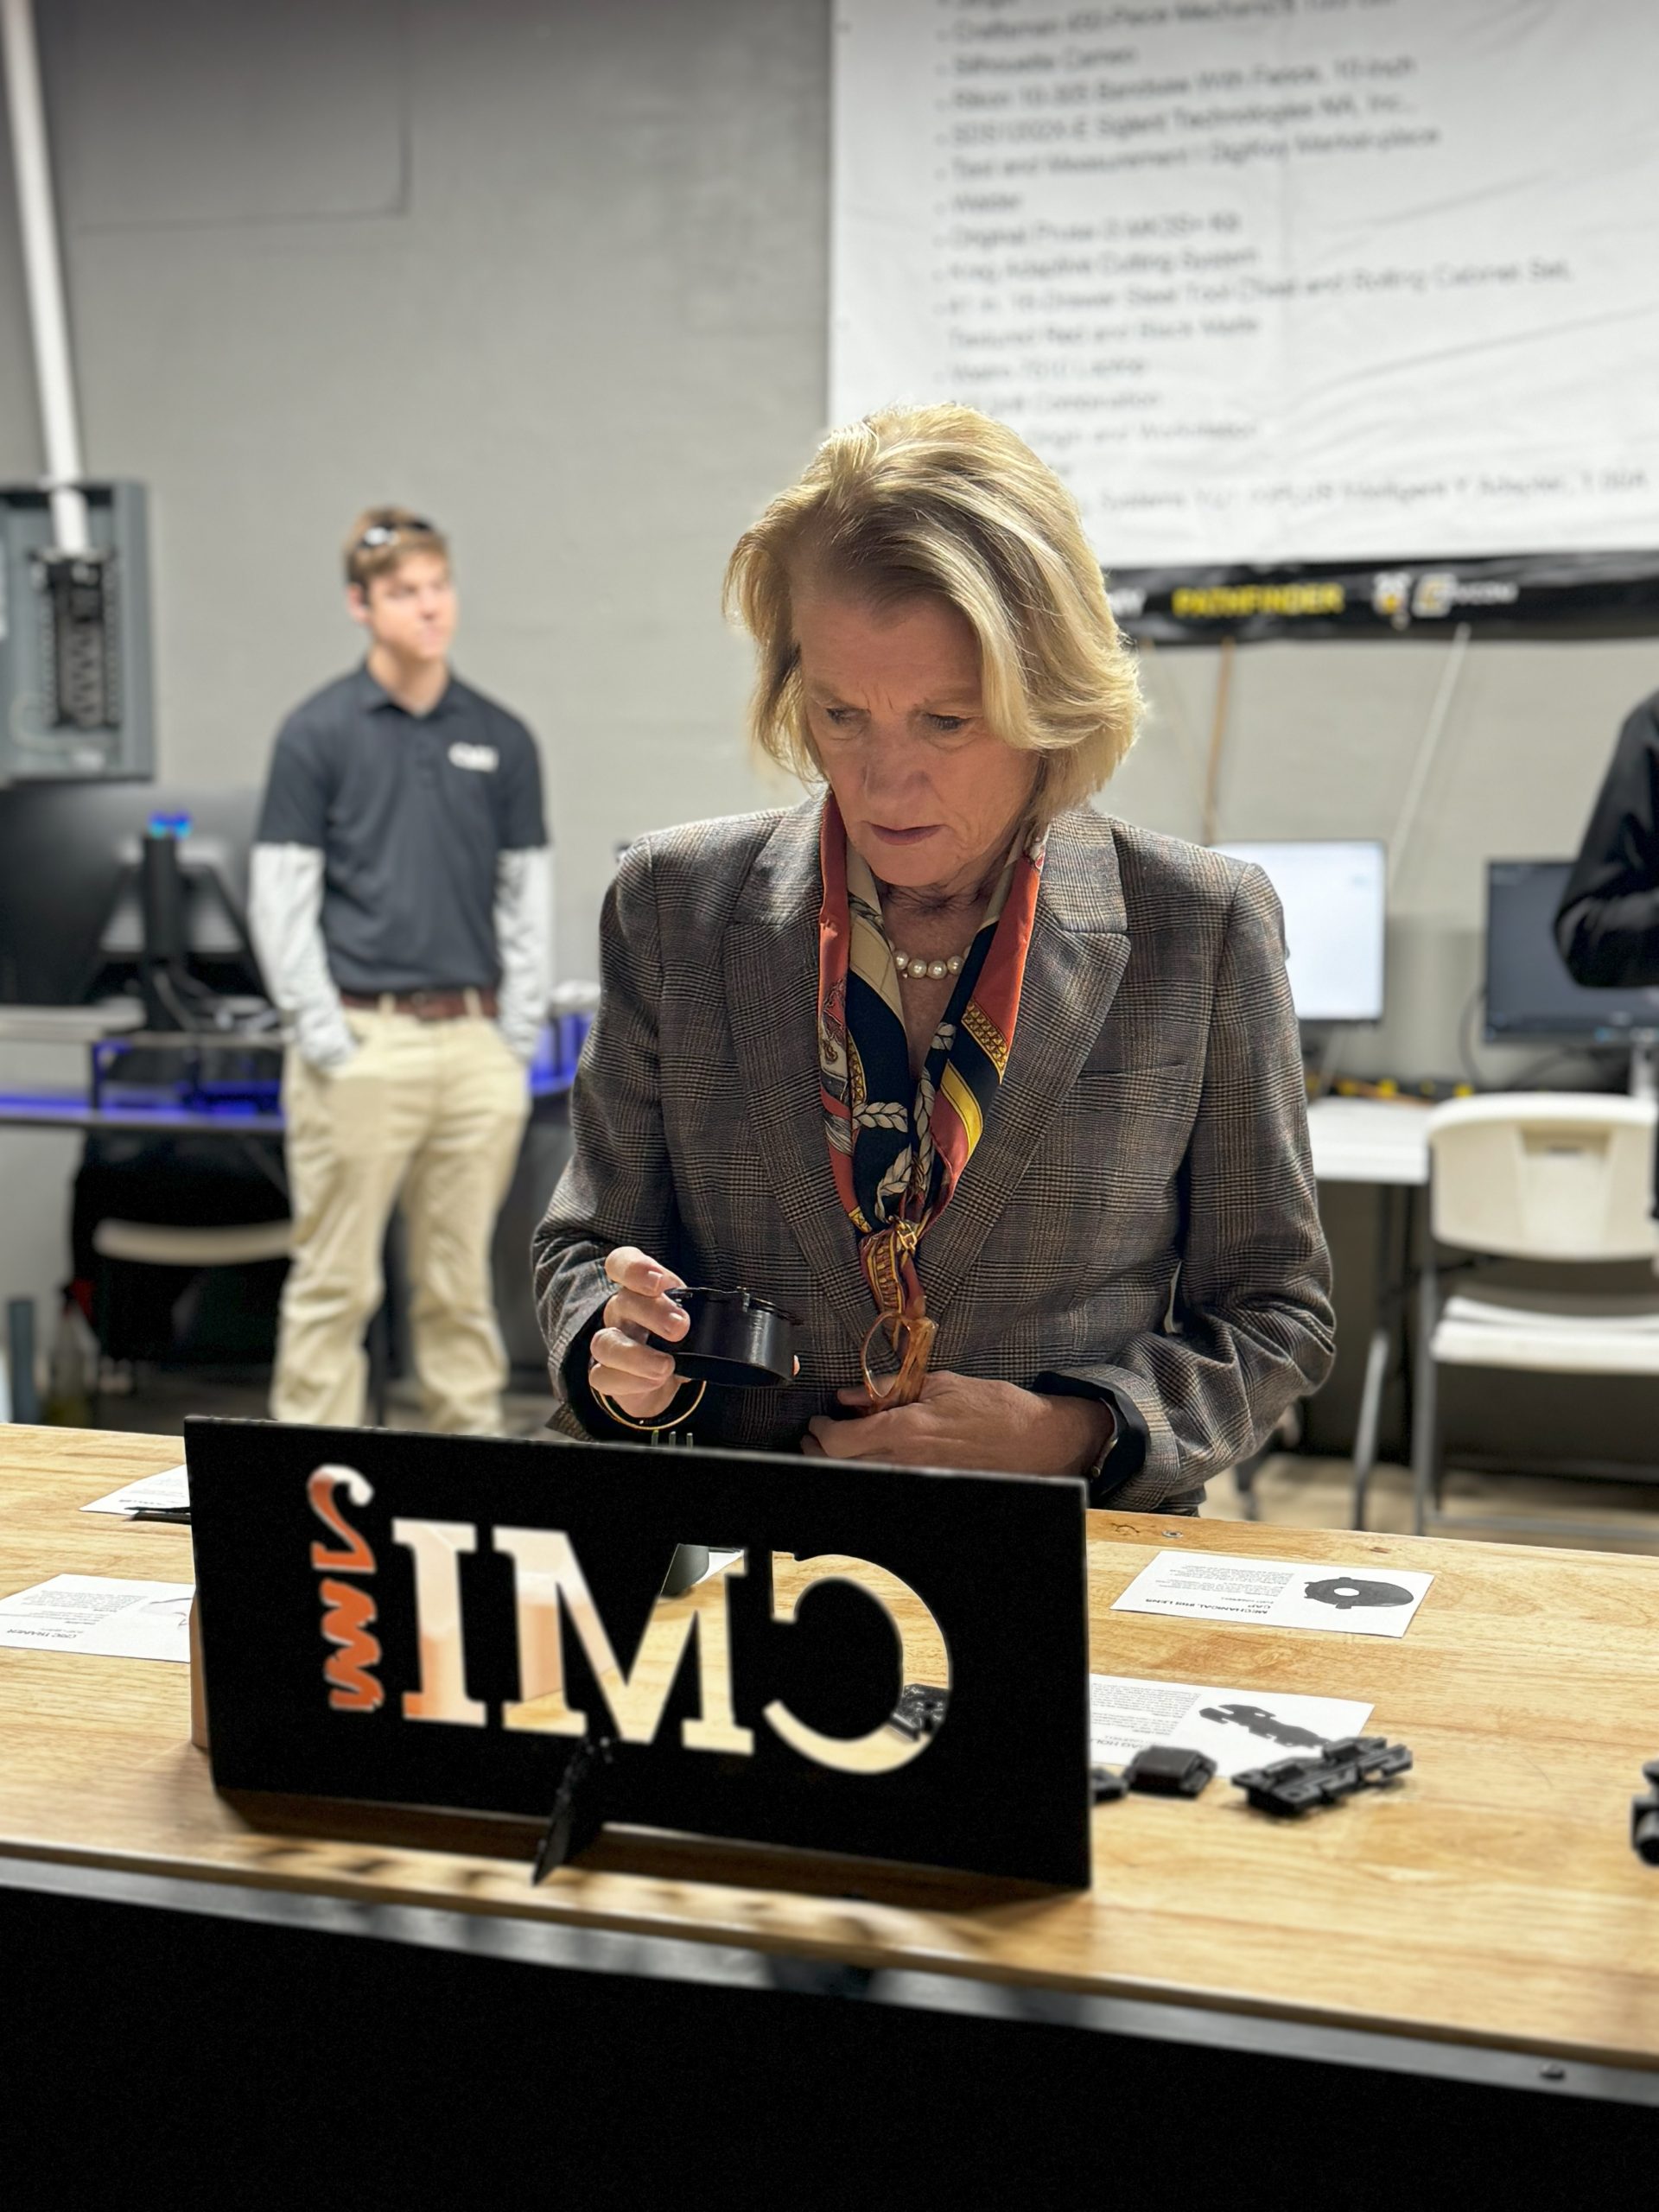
[1485,860,1659,1040]
[1211,840,1387,1023]
[0,783,265,1008]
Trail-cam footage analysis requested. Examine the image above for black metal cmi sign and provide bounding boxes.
[185,1419,1093,1890]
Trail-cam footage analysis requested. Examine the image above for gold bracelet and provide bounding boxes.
[592,1377,707,1436]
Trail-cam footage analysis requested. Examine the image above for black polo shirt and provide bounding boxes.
[255,665,546,995]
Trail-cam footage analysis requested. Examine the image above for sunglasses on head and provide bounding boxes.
[355,518,436,550]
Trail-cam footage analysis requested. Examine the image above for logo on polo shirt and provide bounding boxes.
[448,741,499,773]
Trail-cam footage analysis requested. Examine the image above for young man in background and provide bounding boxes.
[251,507,552,1432]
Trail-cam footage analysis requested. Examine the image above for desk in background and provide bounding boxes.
[1306,1095,1432,1528]
[1,1424,1656,2182]
[0,1007,592,1135]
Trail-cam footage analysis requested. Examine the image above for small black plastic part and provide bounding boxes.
[1632,1758,1659,1865]
[888,1682,950,1742]
[532,1734,616,1885]
[645,1286,800,1389]
[658,1544,710,1598]
[1122,1745,1216,1798]
[1233,1734,1413,1817]
[1090,1766,1129,1803]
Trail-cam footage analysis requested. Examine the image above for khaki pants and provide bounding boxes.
[271,1009,531,1433]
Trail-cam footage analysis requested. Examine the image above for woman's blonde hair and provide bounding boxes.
[723,404,1141,821]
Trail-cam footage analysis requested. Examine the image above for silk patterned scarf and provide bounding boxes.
[816,792,1046,1385]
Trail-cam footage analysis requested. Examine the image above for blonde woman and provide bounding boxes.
[534,407,1332,1510]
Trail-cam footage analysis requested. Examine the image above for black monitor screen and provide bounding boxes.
[0,783,264,1007]
[1485,860,1659,1039]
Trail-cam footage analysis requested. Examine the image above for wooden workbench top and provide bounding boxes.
[3,1423,1659,2069]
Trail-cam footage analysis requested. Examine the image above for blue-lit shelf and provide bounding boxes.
[0,1014,591,1136]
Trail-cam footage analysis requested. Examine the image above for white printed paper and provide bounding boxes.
[692,1548,747,1587]
[1111,1551,1433,1638]
[0,1573,194,1662]
[1090,1674,1373,1779]
[81,1463,190,1516]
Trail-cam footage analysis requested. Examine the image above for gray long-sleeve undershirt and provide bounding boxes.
[250,842,554,1070]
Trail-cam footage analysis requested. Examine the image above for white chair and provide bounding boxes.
[91,1216,399,1425]
[89,1218,293,1414]
[1414,1095,1659,1536]
[92,1220,293,1269]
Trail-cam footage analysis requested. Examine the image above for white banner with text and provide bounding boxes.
[831,0,1659,565]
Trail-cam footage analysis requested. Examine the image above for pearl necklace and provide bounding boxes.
[893,944,969,981]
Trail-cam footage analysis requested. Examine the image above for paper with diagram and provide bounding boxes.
[1111,1550,1433,1638]
[1090,1674,1374,1778]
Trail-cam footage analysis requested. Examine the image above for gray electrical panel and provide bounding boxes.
[0,480,153,784]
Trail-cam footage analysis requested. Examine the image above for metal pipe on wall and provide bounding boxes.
[1199,636,1236,849]
[1,0,88,552]
[1389,621,1472,899]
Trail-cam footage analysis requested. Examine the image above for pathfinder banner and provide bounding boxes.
[1105,549,1659,644]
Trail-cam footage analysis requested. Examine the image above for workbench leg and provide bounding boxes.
[1350,1328,1389,1531]
[365,1309,390,1427]
[1350,1185,1395,1530]
[1411,1260,1440,1536]
[1396,1186,1419,1471]
[364,1211,406,1428]
[1233,1444,1266,1521]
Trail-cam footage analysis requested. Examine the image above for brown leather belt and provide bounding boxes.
[340,988,499,1021]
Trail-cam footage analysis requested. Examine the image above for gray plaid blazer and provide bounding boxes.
[533,798,1333,1511]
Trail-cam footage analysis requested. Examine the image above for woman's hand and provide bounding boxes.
[588,1246,690,1424]
[804,1371,1112,1478]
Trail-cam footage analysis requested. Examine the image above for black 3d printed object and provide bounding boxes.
[1122,1745,1216,1798]
[888,1682,950,1742]
[532,1732,617,1884]
[645,1287,799,1389]
[1232,1735,1413,1817]
[1632,1759,1659,1865]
